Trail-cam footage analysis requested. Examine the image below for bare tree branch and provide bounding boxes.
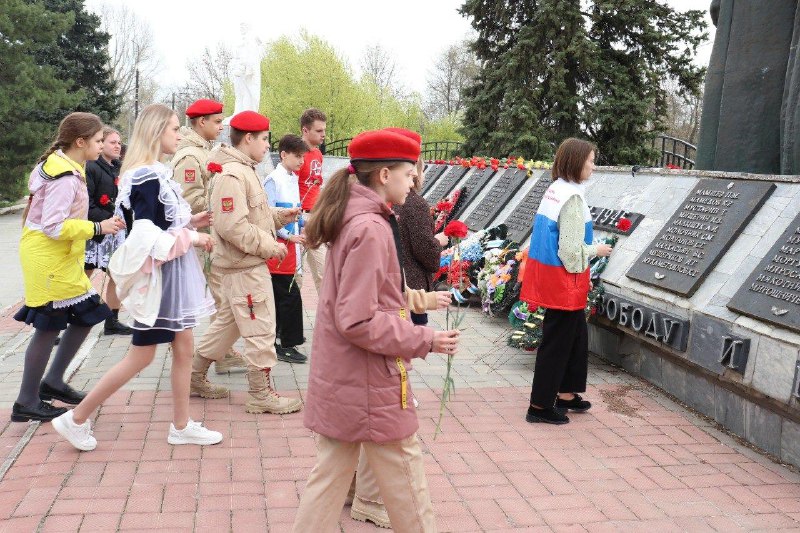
[94,2,161,133]
[426,41,480,119]
[182,44,232,101]
[360,44,401,99]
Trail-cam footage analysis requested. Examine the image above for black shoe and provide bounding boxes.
[526,406,569,425]
[39,382,87,405]
[277,346,308,364]
[104,318,133,335]
[11,401,68,422]
[556,394,592,413]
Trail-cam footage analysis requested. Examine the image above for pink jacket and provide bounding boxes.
[303,183,435,443]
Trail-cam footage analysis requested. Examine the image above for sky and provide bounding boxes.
[85,0,715,97]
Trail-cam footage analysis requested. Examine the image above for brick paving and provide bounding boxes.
[0,217,799,531]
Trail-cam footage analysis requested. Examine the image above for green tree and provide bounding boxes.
[37,0,121,124]
[254,32,449,147]
[459,0,707,164]
[0,0,81,202]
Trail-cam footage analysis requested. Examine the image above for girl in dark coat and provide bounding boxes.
[84,127,132,335]
[394,157,448,325]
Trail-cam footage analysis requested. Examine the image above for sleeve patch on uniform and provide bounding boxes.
[184,169,196,183]
[221,197,234,213]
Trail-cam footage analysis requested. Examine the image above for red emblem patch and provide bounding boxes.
[184,169,196,183]
[221,197,234,213]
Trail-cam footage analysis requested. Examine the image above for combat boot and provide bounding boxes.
[190,352,230,399]
[214,348,248,374]
[351,496,391,529]
[245,365,302,414]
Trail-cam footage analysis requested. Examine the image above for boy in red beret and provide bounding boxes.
[190,111,303,415]
[292,129,460,531]
[171,99,247,375]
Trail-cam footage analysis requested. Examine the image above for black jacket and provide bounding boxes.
[85,157,132,241]
[86,157,120,222]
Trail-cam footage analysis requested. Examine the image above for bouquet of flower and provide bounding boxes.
[507,235,618,351]
[433,188,466,233]
[477,246,522,316]
[435,220,469,439]
[507,307,545,351]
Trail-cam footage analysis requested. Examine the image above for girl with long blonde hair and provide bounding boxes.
[53,104,222,451]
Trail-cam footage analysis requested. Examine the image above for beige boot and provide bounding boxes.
[350,496,391,529]
[190,352,230,399]
[214,348,248,374]
[245,366,302,414]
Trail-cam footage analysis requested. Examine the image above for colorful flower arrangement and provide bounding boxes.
[433,224,510,303]
[477,246,523,317]
[506,235,618,351]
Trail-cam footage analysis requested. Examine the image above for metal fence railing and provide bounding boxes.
[420,141,464,161]
[652,135,696,169]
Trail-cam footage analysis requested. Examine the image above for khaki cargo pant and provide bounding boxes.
[302,212,326,293]
[292,433,436,533]
[196,262,277,368]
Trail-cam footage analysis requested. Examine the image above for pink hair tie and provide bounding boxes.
[347,163,356,174]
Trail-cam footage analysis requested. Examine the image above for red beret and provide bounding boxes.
[230,111,270,132]
[186,99,223,118]
[383,127,422,146]
[348,130,421,163]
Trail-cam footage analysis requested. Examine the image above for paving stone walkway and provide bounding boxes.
[0,214,799,532]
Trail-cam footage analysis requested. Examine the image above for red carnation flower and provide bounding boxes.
[99,194,110,206]
[616,217,632,232]
[517,162,526,169]
[207,162,223,173]
[444,220,468,239]
[436,200,454,212]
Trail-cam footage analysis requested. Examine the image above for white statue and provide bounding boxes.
[231,23,262,114]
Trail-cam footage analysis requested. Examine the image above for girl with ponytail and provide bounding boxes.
[294,130,460,532]
[12,112,126,424]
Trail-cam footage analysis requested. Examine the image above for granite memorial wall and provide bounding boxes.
[319,156,800,467]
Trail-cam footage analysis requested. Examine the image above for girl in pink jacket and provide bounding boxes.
[292,130,460,533]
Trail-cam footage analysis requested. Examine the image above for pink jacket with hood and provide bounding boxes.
[303,182,435,443]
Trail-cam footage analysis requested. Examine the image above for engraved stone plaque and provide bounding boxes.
[425,166,469,204]
[590,207,645,235]
[501,172,551,243]
[728,212,800,332]
[599,289,690,351]
[449,167,497,219]
[420,164,449,196]
[626,179,775,296]
[464,168,529,231]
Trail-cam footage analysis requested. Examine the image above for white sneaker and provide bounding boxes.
[52,410,97,451]
[167,419,223,446]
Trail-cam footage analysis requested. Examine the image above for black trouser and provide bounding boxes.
[272,274,304,347]
[529,308,588,408]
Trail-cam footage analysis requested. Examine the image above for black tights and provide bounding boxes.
[15,325,91,407]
